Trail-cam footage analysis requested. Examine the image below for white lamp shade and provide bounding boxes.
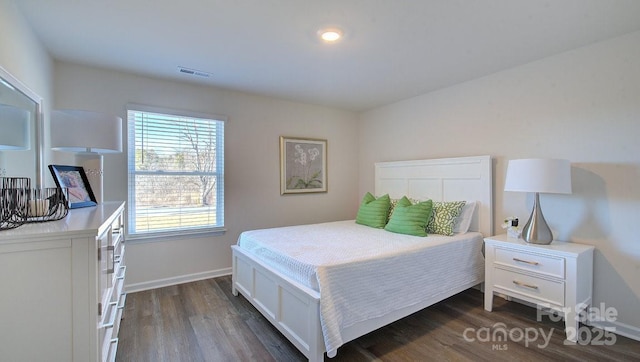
[0,104,30,150]
[504,158,572,194]
[51,109,122,153]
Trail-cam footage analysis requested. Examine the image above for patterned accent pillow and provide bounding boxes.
[355,192,391,228]
[426,201,466,236]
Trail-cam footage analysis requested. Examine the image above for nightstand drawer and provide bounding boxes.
[493,268,565,306]
[495,248,565,278]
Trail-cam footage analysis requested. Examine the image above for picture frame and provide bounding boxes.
[280,136,327,194]
[48,165,97,208]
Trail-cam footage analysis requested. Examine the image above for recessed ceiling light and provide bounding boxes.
[318,28,343,43]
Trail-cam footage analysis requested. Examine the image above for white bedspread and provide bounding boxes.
[237,220,484,357]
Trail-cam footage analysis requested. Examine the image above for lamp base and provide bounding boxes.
[522,193,553,245]
[76,153,103,204]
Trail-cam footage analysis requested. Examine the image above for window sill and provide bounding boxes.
[126,228,226,244]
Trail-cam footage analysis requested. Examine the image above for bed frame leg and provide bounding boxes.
[231,253,239,296]
[231,252,238,297]
[308,319,325,362]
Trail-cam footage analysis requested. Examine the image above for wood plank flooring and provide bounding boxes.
[116,276,640,361]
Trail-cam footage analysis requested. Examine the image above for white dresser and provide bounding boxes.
[0,202,126,362]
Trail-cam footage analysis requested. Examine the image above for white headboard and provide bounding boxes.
[375,155,493,236]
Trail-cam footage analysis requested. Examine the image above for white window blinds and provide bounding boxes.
[127,105,225,237]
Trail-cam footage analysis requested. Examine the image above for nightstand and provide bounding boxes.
[483,234,594,342]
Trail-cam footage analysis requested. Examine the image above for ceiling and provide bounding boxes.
[15,0,640,112]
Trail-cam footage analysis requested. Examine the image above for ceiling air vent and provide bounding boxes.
[178,66,211,78]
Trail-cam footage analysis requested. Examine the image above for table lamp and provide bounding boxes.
[504,158,572,244]
[51,109,122,203]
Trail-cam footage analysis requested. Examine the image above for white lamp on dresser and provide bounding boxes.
[51,109,123,203]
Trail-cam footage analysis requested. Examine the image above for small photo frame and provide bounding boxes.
[48,165,97,208]
[280,136,327,194]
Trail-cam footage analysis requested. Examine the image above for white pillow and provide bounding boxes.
[453,201,477,234]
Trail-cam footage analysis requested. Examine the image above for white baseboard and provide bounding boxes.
[124,267,232,293]
[589,318,640,342]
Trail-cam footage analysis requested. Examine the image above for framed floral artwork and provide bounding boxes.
[280,136,327,194]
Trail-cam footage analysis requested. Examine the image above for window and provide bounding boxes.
[127,105,225,237]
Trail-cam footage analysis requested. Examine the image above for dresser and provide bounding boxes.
[484,234,594,342]
[0,202,126,362]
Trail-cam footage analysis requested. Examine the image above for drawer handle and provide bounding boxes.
[107,245,115,274]
[513,257,539,266]
[108,338,119,362]
[116,265,126,280]
[513,280,538,290]
[102,301,119,328]
[117,293,127,310]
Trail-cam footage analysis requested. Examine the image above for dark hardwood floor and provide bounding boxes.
[117,276,640,361]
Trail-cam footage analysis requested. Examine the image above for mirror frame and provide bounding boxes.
[0,65,44,187]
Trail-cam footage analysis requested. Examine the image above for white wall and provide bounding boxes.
[52,62,359,290]
[358,31,640,338]
[0,1,51,98]
[0,0,53,181]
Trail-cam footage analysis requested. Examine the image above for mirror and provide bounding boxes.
[0,65,43,187]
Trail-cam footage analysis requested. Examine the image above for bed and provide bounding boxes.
[231,155,493,361]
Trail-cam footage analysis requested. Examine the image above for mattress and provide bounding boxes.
[237,220,485,357]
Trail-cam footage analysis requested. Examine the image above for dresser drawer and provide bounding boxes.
[493,267,565,306]
[495,247,565,278]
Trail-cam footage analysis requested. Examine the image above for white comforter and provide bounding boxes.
[237,220,484,357]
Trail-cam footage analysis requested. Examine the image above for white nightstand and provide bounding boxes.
[483,234,594,342]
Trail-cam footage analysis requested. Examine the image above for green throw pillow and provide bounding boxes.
[355,192,391,228]
[426,201,466,236]
[385,197,433,236]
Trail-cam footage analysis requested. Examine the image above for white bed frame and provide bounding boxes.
[231,155,493,361]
